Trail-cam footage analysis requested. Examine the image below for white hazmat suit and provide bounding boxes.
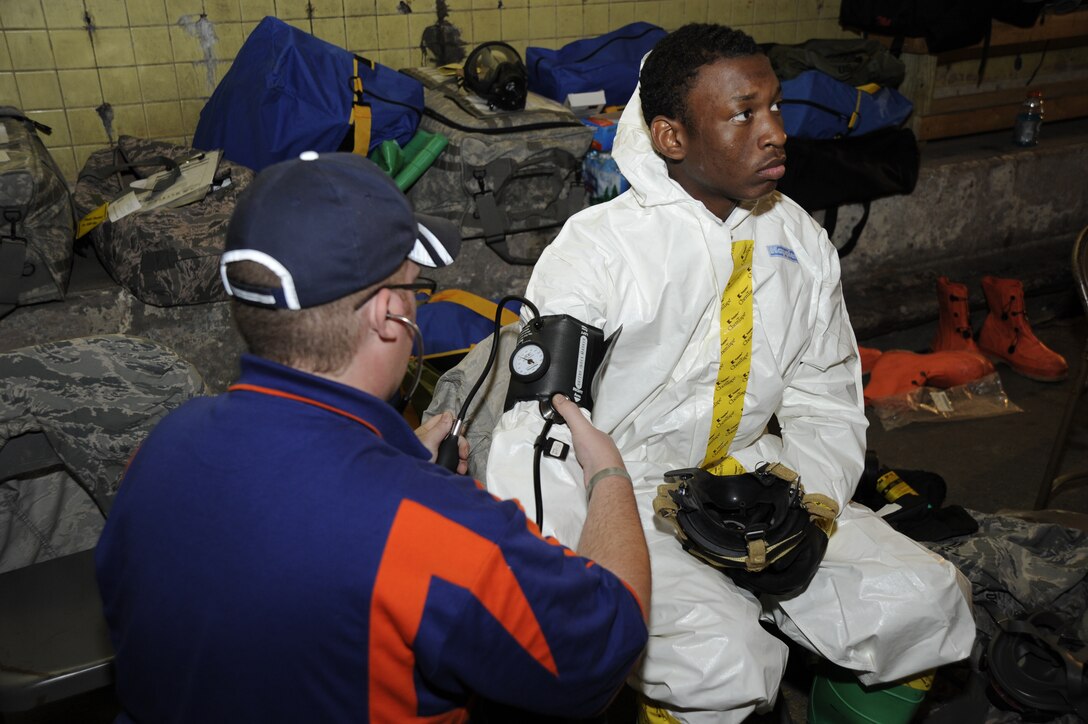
[485,83,975,723]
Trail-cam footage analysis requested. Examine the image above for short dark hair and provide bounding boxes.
[640,23,761,128]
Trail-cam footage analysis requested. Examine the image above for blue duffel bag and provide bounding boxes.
[193,16,423,172]
[526,22,667,107]
[780,70,913,140]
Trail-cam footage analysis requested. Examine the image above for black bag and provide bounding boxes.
[776,127,920,257]
[0,107,74,319]
[991,0,1087,27]
[763,38,907,87]
[400,66,593,265]
[73,136,255,306]
[992,0,1047,27]
[838,0,991,54]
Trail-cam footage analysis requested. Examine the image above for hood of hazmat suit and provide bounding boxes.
[484,76,974,721]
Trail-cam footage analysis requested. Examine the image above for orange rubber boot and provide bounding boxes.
[930,276,981,353]
[864,349,995,405]
[859,346,883,376]
[977,276,1068,382]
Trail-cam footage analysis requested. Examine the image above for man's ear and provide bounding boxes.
[650,115,687,162]
[362,289,400,342]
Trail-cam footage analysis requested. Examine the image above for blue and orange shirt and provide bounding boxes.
[95,354,647,723]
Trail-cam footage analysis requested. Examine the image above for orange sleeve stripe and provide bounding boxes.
[370,501,557,721]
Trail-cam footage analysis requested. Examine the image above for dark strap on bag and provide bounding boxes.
[470,148,584,265]
[0,207,29,312]
[79,155,182,193]
[0,110,52,135]
[780,92,864,137]
[822,201,872,258]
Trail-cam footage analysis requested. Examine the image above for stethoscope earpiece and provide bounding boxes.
[385,312,425,412]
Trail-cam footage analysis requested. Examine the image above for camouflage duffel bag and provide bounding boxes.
[73,135,255,306]
[0,335,208,572]
[0,107,75,318]
[400,66,593,265]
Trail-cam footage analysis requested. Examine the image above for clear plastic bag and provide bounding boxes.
[872,372,1022,431]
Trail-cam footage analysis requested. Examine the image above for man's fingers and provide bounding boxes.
[550,394,584,427]
[415,411,454,450]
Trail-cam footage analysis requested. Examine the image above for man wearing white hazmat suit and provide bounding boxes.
[484,23,975,723]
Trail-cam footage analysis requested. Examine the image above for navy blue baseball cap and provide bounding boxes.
[220,152,460,310]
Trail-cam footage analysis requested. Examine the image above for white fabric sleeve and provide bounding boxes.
[776,233,867,512]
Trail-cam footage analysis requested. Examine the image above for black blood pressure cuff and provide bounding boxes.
[503,314,619,413]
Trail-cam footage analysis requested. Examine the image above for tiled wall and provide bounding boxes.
[0,0,849,181]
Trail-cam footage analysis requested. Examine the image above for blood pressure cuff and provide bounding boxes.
[653,463,839,597]
[503,314,618,412]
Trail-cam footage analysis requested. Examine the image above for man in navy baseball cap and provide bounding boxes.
[95,150,650,723]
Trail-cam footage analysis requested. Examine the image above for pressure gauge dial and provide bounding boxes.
[510,341,548,382]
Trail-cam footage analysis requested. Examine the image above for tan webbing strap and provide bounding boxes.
[848,88,863,132]
[746,537,768,571]
[803,492,839,536]
[351,57,372,157]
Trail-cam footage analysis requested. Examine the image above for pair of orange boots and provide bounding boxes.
[931,275,1068,382]
[861,276,1067,404]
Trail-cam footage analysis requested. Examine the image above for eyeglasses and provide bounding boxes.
[353,277,437,310]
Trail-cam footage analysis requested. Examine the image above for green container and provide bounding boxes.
[393,131,448,192]
[367,130,449,192]
[808,671,927,724]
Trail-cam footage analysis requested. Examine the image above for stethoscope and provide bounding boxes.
[432,295,564,528]
[385,312,426,415]
[435,294,543,469]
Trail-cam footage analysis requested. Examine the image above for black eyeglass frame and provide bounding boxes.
[353,277,438,311]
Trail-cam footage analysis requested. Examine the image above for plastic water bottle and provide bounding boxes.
[1013,90,1044,147]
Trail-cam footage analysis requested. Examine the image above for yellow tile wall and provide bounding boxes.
[1,0,849,181]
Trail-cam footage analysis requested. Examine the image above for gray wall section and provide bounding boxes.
[837,126,1087,337]
[1,123,1085,387]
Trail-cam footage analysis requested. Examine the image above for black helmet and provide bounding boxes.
[462,42,528,111]
[985,610,1088,721]
[654,463,838,597]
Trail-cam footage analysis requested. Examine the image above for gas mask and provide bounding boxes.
[654,463,839,597]
[985,610,1088,721]
[462,42,528,111]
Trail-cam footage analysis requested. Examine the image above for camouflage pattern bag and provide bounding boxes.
[923,510,1088,642]
[0,107,75,318]
[0,335,208,572]
[401,67,593,265]
[72,136,255,306]
[922,510,1088,723]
